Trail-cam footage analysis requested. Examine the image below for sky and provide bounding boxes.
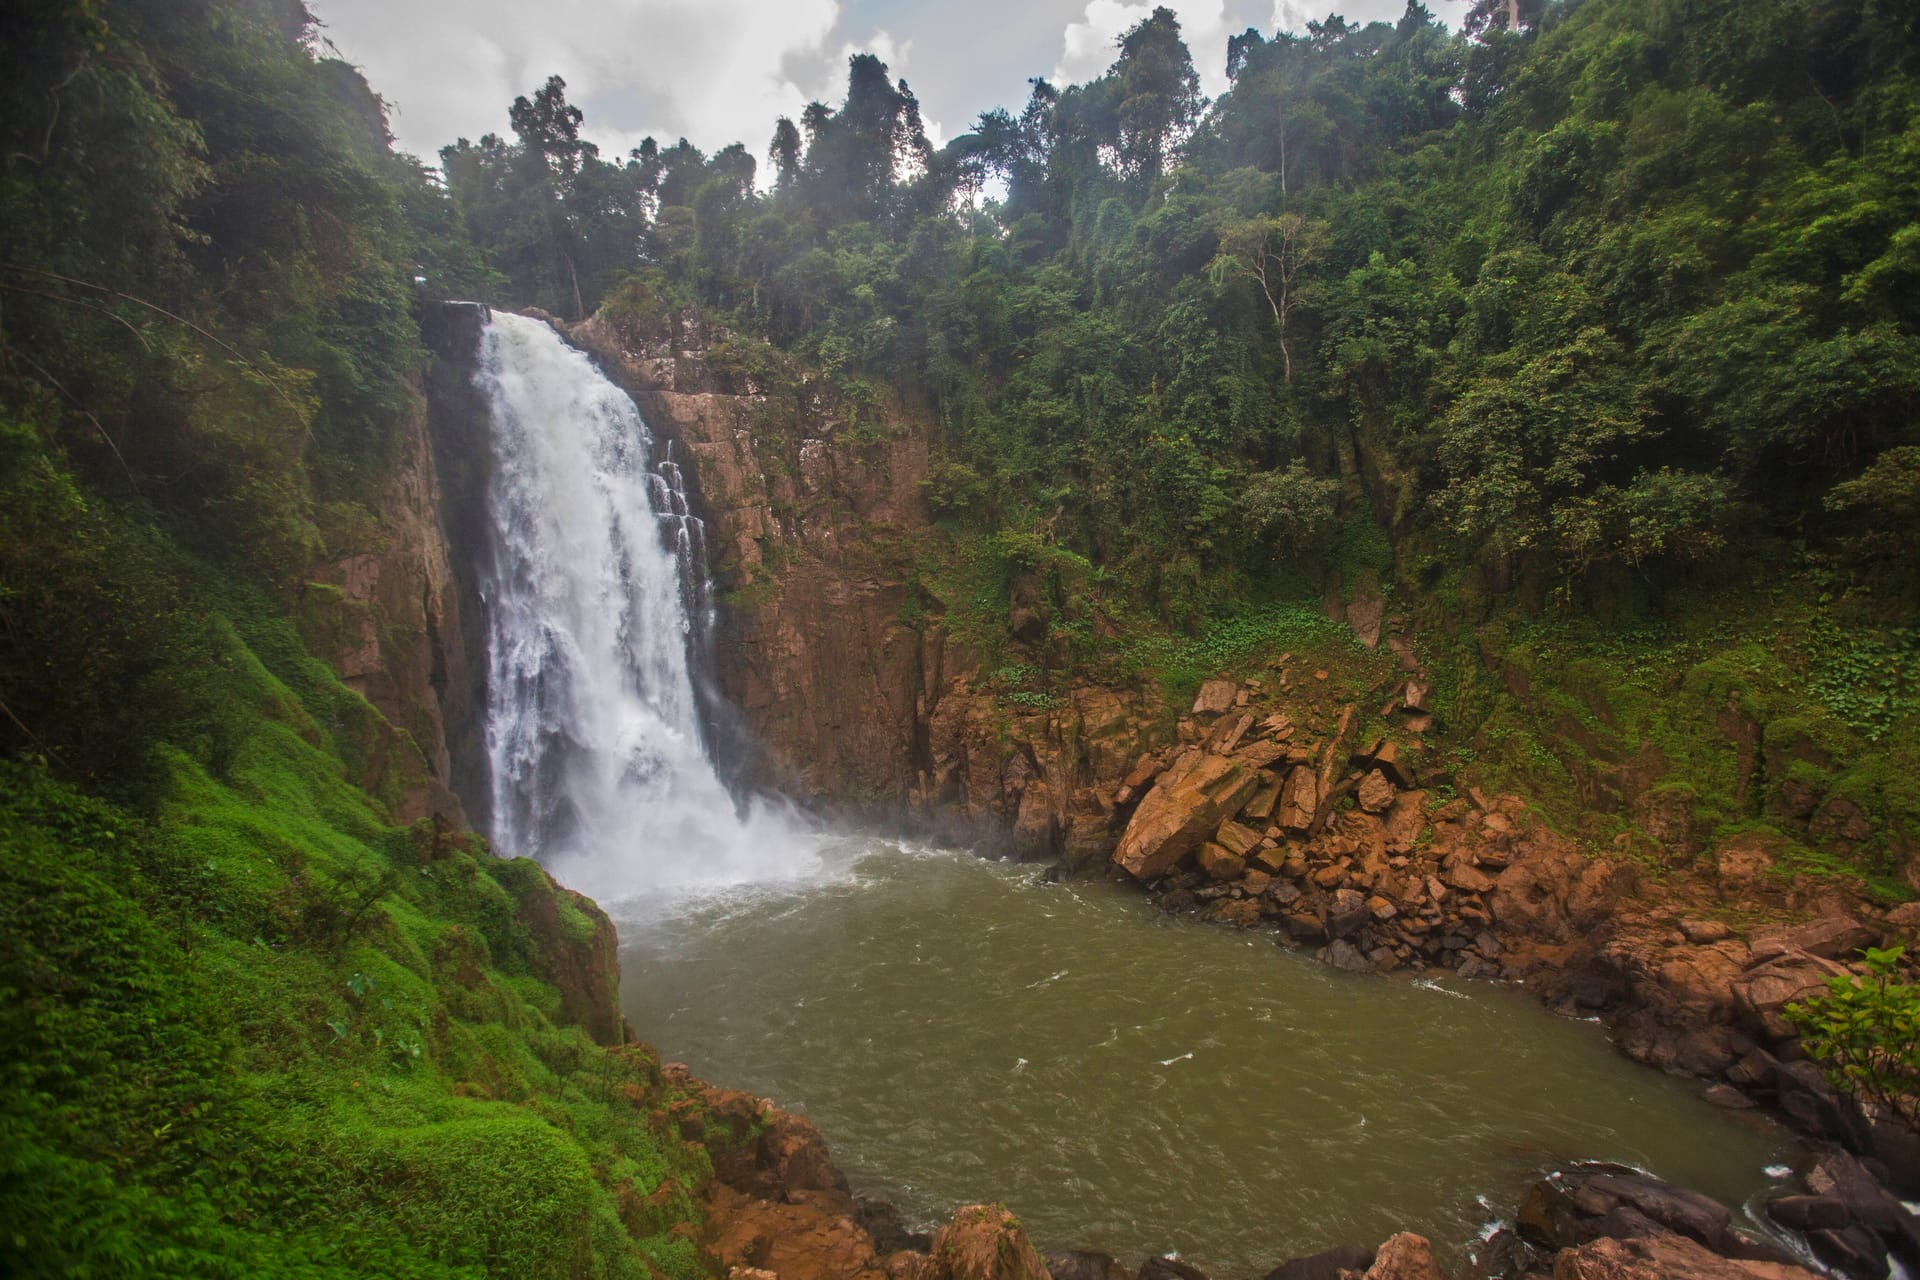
[308,0,1469,168]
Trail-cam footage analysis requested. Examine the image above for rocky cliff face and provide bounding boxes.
[299,337,476,828]
[562,305,1165,857]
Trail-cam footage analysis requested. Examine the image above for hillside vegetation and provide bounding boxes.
[1,2,720,1273]
[440,0,1919,890]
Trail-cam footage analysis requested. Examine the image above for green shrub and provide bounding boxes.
[1784,945,1920,1123]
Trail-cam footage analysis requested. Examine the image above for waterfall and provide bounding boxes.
[472,311,817,906]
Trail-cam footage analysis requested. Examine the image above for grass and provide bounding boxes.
[1418,579,1917,895]
[0,598,717,1276]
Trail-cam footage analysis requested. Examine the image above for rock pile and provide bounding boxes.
[1108,676,1605,978]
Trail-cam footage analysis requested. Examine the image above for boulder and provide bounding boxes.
[1383,792,1427,852]
[1747,916,1876,964]
[1358,770,1396,814]
[1765,1196,1852,1232]
[1215,819,1264,858]
[1279,766,1320,832]
[1551,1233,1822,1280]
[1114,755,1263,881]
[702,1184,886,1280]
[1327,888,1372,939]
[1258,1244,1375,1280]
[1138,1258,1211,1280]
[1327,939,1373,972]
[1444,863,1496,894]
[1048,1252,1135,1280]
[925,1205,1049,1280]
[1191,681,1237,717]
[1730,951,1850,1041]
[1360,1234,1444,1280]
[1516,1167,1737,1256]
[1196,843,1246,882]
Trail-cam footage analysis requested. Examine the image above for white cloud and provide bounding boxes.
[312,0,864,163]
[1053,0,1235,99]
[1270,0,1475,35]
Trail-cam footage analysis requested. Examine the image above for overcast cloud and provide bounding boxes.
[310,0,1467,166]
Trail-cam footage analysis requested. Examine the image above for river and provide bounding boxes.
[618,838,1793,1276]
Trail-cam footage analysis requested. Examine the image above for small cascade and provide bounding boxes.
[471,311,817,906]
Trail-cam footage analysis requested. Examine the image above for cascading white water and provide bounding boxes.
[472,311,820,906]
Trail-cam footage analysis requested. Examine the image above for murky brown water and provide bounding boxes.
[618,840,1793,1276]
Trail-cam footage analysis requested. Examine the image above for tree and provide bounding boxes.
[769,117,802,190]
[1109,7,1202,190]
[1210,213,1328,383]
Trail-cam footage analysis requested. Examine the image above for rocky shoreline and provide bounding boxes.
[406,303,1920,1280]
[670,1047,1907,1280]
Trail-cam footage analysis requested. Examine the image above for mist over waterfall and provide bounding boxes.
[473,311,819,906]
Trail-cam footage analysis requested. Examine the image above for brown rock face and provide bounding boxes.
[704,1184,889,1280]
[1114,754,1262,880]
[305,367,471,826]
[1357,770,1396,814]
[1360,1234,1446,1280]
[1192,680,1239,717]
[1551,1234,1820,1280]
[1731,951,1851,1040]
[500,860,626,1045]
[562,305,1161,853]
[924,1206,1050,1280]
[1197,842,1247,881]
[1279,766,1321,832]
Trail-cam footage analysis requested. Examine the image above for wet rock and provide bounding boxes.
[1327,939,1373,972]
[1327,888,1372,939]
[1138,1256,1211,1280]
[1765,1196,1852,1232]
[1805,1224,1887,1278]
[1047,1251,1135,1280]
[1702,1084,1755,1109]
[1550,1233,1822,1280]
[1772,1061,1873,1148]
[860,1198,934,1254]
[1516,1167,1740,1256]
[1258,1244,1375,1280]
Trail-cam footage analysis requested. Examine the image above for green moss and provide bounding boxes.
[0,597,719,1277]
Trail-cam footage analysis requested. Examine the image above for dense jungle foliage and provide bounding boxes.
[439,0,1920,613]
[1,0,1917,1267]
[439,0,1919,885]
[1,2,721,1274]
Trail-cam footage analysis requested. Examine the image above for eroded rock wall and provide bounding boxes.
[299,348,475,827]
[562,306,1164,853]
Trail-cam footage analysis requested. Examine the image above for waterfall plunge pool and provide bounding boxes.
[462,310,1794,1277]
[616,839,1794,1277]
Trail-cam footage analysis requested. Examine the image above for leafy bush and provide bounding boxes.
[1784,945,1920,1123]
